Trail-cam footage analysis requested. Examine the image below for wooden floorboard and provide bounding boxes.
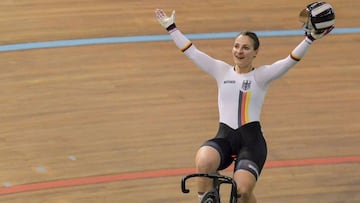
[0,0,359,202]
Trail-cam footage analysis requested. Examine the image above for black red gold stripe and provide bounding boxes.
[238,91,251,126]
[181,42,193,52]
[290,52,301,61]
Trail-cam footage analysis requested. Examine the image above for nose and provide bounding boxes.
[234,47,243,55]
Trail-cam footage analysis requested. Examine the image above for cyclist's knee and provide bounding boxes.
[234,170,257,203]
[195,146,220,172]
[237,189,253,203]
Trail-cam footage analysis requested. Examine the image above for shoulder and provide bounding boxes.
[253,65,269,73]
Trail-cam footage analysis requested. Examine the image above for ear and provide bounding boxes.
[253,49,259,57]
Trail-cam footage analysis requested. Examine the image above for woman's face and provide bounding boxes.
[232,35,258,70]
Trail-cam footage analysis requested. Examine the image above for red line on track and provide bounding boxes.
[0,155,359,195]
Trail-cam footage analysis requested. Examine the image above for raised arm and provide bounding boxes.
[154,9,230,79]
[255,25,333,88]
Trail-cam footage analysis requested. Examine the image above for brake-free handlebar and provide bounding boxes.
[181,173,239,203]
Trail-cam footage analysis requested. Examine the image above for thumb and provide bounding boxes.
[171,10,176,21]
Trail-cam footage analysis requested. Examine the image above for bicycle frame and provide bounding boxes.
[181,173,239,203]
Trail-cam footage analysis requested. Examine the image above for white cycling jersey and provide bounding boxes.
[169,29,312,129]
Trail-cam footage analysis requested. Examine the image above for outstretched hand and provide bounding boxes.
[306,26,334,41]
[155,9,176,30]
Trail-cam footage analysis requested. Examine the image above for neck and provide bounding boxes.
[234,65,253,73]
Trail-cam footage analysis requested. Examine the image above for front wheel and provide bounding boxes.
[201,189,220,203]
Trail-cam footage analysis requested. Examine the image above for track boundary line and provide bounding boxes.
[0,155,359,196]
[0,27,359,52]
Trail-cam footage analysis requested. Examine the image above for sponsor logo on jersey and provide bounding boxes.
[224,80,236,84]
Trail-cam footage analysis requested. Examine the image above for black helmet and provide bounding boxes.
[299,2,335,33]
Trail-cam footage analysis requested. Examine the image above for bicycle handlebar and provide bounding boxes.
[181,173,239,203]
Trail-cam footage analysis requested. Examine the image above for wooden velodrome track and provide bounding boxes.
[0,0,359,202]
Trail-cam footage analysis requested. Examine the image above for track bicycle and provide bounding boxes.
[181,172,239,203]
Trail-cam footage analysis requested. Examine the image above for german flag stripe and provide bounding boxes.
[238,91,251,126]
[181,42,193,52]
[290,52,301,61]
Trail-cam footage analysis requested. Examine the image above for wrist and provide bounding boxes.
[306,34,316,42]
[304,37,313,45]
[166,23,177,32]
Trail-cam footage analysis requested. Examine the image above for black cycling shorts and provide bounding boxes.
[201,121,267,180]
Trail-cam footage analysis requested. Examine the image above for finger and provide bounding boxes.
[156,10,166,19]
[172,10,176,21]
[155,9,163,17]
[327,26,334,34]
[321,26,334,36]
[155,9,161,18]
[159,9,166,18]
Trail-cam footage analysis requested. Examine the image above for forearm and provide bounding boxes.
[169,29,193,52]
[169,29,226,78]
[290,37,312,61]
[255,37,312,87]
